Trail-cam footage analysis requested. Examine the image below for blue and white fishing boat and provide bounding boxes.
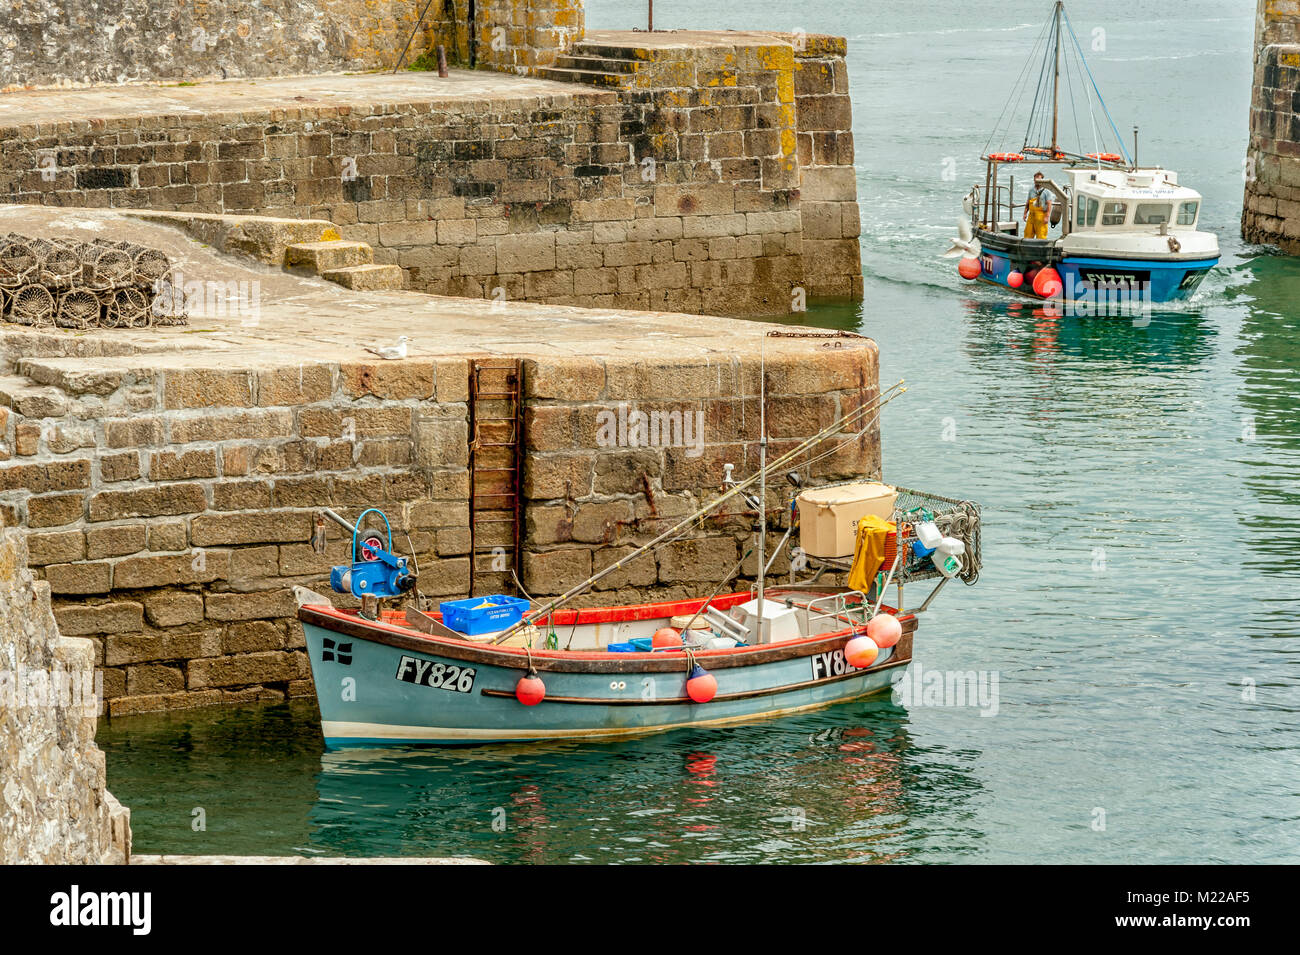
[945,2,1219,306]
[296,386,982,748]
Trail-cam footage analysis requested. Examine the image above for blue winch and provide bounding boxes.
[324,507,417,600]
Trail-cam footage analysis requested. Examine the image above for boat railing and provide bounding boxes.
[802,590,869,635]
[973,181,1018,232]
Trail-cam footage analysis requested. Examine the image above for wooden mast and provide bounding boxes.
[1051,1,1062,155]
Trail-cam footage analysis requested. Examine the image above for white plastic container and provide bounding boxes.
[932,551,963,578]
[936,536,965,556]
[916,521,943,550]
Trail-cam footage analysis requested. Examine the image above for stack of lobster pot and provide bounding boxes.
[0,233,187,329]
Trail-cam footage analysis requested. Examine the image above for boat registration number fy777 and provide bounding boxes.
[395,655,477,694]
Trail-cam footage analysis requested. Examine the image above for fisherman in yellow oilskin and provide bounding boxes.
[1023,171,1053,240]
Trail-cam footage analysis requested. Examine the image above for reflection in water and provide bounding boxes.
[99,698,985,863]
[960,297,1216,368]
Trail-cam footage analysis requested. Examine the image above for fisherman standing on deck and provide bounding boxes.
[1023,172,1053,239]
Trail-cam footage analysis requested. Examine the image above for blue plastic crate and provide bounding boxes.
[440,594,531,635]
[606,642,637,653]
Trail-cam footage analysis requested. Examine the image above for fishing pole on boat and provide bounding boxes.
[671,545,754,643]
[490,380,907,644]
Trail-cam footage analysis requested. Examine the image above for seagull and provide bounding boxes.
[364,336,410,360]
[941,217,982,259]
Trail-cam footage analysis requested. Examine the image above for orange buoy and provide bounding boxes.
[1032,266,1063,298]
[652,627,683,649]
[1087,152,1123,163]
[867,613,903,649]
[844,635,879,669]
[958,257,981,280]
[686,663,717,703]
[515,671,546,706]
[988,152,1025,162]
[1007,270,1024,289]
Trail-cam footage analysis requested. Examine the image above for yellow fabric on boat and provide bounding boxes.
[847,514,895,594]
[1027,203,1048,239]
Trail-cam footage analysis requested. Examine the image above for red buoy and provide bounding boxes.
[844,635,879,669]
[866,613,903,649]
[1032,266,1063,298]
[1007,270,1024,289]
[957,257,981,280]
[652,627,683,649]
[515,671,546,706]
[686,663,717,703]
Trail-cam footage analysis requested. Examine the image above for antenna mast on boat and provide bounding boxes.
[1051,0,1062,156]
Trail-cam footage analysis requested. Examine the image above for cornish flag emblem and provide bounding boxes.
[321,638,352,665]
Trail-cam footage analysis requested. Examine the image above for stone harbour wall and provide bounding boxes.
[0,337,878,715]
[520,346,879,600]
[0,523,131,863]
[0,0,584,88]
[0,348,474,716]
[0,34,861,315]
[1243,0,1300,252]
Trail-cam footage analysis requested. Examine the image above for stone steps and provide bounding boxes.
[284,239,405,292]
[535,66,629,87]
[284,240,373,272]
[538,48,649,88]
[559,54,643,74]
[320,264,406,291]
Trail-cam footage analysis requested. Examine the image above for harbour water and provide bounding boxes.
[98,0,1300,863]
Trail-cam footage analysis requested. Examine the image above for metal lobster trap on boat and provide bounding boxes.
[791,481,982,613]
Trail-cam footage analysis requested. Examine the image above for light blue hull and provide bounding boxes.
[301,615,909,748]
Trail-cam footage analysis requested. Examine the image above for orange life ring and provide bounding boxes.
[1087,152,1123,163]
[988,152,1025,162]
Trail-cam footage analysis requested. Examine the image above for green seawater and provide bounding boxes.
[98,0,1300,863]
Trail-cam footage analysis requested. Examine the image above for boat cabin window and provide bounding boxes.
[1133,202,1173,225]
[1101,201,1128,226]
[1177,201,1199,226]
[1076,195,1099,227]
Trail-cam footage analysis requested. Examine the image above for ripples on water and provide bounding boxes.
[98,0,1300,863]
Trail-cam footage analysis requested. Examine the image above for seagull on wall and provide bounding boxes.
[365,336,410,360]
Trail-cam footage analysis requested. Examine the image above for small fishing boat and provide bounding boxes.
[296,382,982,748]
[945,2,1220,307]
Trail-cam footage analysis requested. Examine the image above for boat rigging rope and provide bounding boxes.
[489,381,908,644]
[1062,6,1132,164]
[982,16,1053,158]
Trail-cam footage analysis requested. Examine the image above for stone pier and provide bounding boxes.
[1243,0,1300,251]
[0,27,863,315]
[0,205,879,717]
[0,520,131,863]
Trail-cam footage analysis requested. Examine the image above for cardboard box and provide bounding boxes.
[797,482,897,558]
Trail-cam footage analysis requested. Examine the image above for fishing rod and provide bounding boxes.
[491,380,906,644]
[670,545,754,645]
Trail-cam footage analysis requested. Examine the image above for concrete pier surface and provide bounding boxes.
[0,71,590,126]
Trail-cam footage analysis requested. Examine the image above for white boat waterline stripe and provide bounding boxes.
[320,682,899,741]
